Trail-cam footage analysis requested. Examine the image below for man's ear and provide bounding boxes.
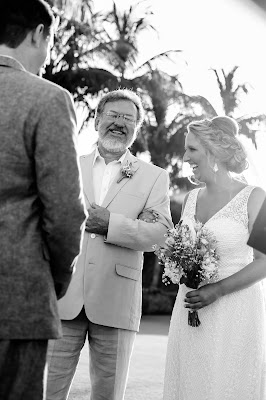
[31,24,45,48]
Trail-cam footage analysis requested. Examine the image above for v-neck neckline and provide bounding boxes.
[194,186,248,226]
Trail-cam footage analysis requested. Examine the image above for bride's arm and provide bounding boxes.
[185,187,266,311]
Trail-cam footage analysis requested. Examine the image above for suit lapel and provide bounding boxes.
[80,152,95,206]
[102,152,140,208]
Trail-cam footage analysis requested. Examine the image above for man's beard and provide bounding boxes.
[99,135,135,153]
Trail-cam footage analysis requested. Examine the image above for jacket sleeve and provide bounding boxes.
[105,170,173,252]
[34,88,86,289]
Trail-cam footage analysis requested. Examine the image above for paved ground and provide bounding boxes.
[68,315,171,400]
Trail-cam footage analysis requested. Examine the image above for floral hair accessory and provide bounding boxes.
[117,161,135,183]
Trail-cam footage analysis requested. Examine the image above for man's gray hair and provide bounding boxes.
[95,89,145,129]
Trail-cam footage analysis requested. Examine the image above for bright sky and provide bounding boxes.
[92,0,266,113]
[79,0,266,188]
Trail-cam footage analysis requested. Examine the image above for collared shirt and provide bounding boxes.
[93,147,128,205]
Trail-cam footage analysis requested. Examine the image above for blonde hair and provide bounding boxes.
[187,116,248,174]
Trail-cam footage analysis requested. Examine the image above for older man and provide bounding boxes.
[47,89,173,400]
[0,1,85,399]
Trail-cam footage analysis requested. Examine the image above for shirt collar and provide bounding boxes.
[93,147,129,166]
[0,55,26,72]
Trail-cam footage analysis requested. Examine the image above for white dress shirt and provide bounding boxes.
[92,147,128,205]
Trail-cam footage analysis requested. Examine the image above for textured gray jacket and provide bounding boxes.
[0,55,85,339]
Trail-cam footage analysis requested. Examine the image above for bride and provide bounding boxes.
[163,116,266,400]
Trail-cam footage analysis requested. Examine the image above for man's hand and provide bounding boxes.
[138,209,159,223]
[85,203,110,235]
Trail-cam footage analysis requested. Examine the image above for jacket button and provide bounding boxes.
[91,233,96,239]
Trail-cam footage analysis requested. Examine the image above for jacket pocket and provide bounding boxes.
[115,264,140,281]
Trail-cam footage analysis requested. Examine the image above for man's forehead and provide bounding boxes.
[104,100,137,114]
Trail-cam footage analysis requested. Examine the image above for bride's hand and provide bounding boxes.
[184,282,222,310]
[138,209,159,223]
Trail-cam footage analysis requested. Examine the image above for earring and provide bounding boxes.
[213,163,218,173]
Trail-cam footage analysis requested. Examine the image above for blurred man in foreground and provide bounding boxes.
[0,1,85,398]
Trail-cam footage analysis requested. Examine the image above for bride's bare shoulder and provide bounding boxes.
[248,186,265,202]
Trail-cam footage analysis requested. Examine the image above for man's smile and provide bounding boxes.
[108,128,126,137]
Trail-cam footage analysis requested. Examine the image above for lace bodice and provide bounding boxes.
[182,186,254,279]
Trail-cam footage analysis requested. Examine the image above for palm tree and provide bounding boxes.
[212,67,266,147]
[73,1,183,84]
[99,1,156,78]
[44,0,121,125]
[51,0,93,20]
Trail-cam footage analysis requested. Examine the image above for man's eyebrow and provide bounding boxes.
[109,110,135,117]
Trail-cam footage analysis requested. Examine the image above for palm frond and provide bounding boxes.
[134,50,184,75]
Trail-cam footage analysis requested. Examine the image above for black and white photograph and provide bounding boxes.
[1,0,266,399]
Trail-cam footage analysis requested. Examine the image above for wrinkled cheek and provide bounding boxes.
[126,131,136,145]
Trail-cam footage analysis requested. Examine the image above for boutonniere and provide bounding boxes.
[117,161,135,183]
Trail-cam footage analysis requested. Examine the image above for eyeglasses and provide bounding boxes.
[102,111,136,125]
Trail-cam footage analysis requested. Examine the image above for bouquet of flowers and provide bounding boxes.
[153,219,219,327]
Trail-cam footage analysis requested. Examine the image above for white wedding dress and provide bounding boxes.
[163,186,266,400]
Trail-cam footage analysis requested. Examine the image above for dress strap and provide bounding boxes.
[240,185,257,200]
[218,185,257,228]
[182,188,201,220]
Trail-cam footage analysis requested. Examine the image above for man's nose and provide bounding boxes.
[114,116,125,126]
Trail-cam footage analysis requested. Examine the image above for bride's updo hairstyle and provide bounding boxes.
[187,116,248,174]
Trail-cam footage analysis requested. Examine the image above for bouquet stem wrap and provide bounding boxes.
[188,310,201,327]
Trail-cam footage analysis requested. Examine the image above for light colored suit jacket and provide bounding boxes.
[0,56,85,339]
[58,149,173,331]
